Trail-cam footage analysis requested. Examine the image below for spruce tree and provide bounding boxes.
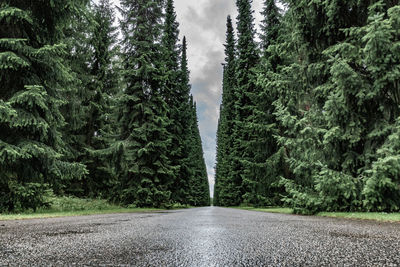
[273,0,366,214]
[232,0,260,206]
[323,1,400,212]
[273,0,399,214]
[117,0,174,208]
[162,0,192,205]
[242,0,284,207]
[60,2,93,196]
[260,0,281,54]
[82,0,120,198]
[0,0,87,211]
[214,16,238,206]
[188,97,210,206]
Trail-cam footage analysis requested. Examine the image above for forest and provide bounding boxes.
[0,0,210,212]
[214,0,400,214]
[2,0,400,216]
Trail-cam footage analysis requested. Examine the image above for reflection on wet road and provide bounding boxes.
[1,207,399,266]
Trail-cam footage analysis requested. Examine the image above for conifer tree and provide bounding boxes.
[60,2,93,196]
[241,0,284,207]
[82,0,120,197]
[214,114,223,206]
[117,0,174,208]
[232,0,260,205]
[322,1,400,212]
[188,97,210,206]
[214,16,238,206]
[162,1,192,205]
[273,0,399,214]
[0,0,87,211]
[260,0,281,54]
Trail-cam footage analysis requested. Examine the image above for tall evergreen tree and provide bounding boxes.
[260,0,281,54]
[162,0,192,205]
[188,97,210,206]
[0,0,87,211]
[117,0,174,208]
[60,2,92,196]
[82,0,120,197]
[214,16,238,206]
[272,0,400,214]
[241,0,284,207]
[232,0,260,205]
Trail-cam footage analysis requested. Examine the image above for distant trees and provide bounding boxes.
[214,16,239,207]
[214,0,400,213]
[0,0,209,212]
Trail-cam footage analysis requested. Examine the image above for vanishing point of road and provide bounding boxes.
[1,207,399,266]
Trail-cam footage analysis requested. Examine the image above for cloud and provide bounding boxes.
[175,0,264,197]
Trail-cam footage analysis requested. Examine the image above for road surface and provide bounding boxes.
[1,207,399,266]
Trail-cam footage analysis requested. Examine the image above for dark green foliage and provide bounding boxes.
[117,0,174,208]
[217,0,400,213]
[82,0,120,198]
[188,98,210,206]
[0,0,211,212]
[181,39,210,206]
[270,0,400,214]
[260,0,281,53]
[240,0,284,207]
[233,0,260,206]
[0,182,52,213]
[0,0,87,211]
[162,1,191,205]
[214,16,239,206]
[61,0,120,198]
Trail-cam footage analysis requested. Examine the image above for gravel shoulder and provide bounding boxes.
[1,207,399,266]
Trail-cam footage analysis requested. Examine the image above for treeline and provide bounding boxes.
[0,0,210,212]
[214,0,400,214]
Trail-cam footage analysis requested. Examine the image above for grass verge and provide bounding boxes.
[232,207,400,222]
[317,212,400,222]
[0,196,162,221]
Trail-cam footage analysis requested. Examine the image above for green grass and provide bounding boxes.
[0,196,162,221]
[231,206,400,222]
[317,212,400,222]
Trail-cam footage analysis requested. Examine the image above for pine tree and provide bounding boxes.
[232,0,260,206]
[188,97,210,206]
[60,1,96,196]
[273,0,399,214]
[324,1,400,212]
[0,0,87,212]
[214,114,223,206]
[162,0,192,205]
[214,16,238,206]
[82,0,120,198]
[241,0,284,207]
[273,0,367,214]
[260,0,281,54]
[117,0,174,208]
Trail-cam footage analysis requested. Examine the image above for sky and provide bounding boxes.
[111,0,264,197]
[174,0,264,198]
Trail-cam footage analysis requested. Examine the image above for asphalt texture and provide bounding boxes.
[0,207,399,266]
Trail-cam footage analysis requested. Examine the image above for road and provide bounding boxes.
[0,207,399,266]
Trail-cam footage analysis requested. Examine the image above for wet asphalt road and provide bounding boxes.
[0,207,400,266]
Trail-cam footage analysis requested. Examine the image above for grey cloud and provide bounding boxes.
[183,1,236,44]
[174,0,264,197]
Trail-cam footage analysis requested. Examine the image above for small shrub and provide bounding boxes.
[0,181,52,213]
